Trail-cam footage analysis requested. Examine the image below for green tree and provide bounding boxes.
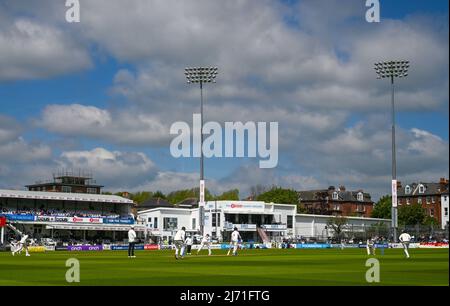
[398,204,426,226]
[256,187,299,204]
[327,216,348,242]
[371,195,392,219]
[215,189,240,201]
[166,188,214,204]
[153,191,166,199]
[131,191,153,204]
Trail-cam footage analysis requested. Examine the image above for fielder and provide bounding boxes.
[366,237,376,256]
[174,227,186,260]
[227,227,242,256]
[184,235,193,255]
[197,234,212,256]
[399,230,412,259]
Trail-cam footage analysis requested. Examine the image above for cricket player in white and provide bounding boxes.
[174,227,186,260]
[366,237,376,256]
[227,227,242,256]
[12,234,30,257]
[184,235,193,255]
[399,230,412,258]
[197,234,212,256]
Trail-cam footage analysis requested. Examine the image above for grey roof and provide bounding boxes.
[138,198,173,210]
[298,188,372,203]
[0,189,133,204]
[398,182,449,197]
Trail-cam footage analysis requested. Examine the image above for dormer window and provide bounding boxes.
[419,184,425,194]
[405,185,411,195]
[332,192,338,200]
[357,192,364,202]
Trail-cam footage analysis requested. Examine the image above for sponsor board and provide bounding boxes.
[111,245,145,251]
[69,217,103,224]
[419,242,449,249]
[159,245,174,250]
[144,244,159,250]
[358,244,389,249]
[103,218,134,225]
[295,244,331,249]
[44,245,56,251]
[0,216,6,227]
[390,243,420,249]
[36,216,56,222]
[55,246,69,251]
[28,246,46,253]
[330,244,360,249]
[4,214,35,221]
[205,201,265,213]
[103,244,111,250]
[68,245,103,251]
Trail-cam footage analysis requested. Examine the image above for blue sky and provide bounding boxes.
[0,0,448,200]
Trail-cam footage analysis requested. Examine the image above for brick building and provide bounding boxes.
[297,186,374,218]
[397,178,449,229]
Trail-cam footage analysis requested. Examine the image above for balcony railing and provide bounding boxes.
[224,222,257,231]
[261,224,287,231]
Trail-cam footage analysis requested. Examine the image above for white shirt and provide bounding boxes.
[231,230,241,242]
[399,233,411,242]
[185,237,193,245]
[174,229,186,241]
[128,229,136,243]
[20,235,28,244]
[201,236,210,244]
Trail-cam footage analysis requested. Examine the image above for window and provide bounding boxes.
[417,197,422,204]
[212,213,220,227]
[405,185,411,194]
[426,197,431,204]
[87,188,97,194]
[357,192,364,202]
[432,197,436,204]
[147,217,152,223]
[154,217,158,229]
[419,184,425,194]
[62,186,72,193]
[287,215,293,229]
[192,218,196,230]
[163,217,177,230]
[430,209,434,217]
[445,208,449,217]
[406,198,410,205]
[332,192,339,200]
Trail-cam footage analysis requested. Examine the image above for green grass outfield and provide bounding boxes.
[0,248,448,286]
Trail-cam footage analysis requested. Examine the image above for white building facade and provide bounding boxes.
[441,193,449,229]
[138,200,389,243]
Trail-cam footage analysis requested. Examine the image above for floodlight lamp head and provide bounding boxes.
[374,60,410,80]
[185,66,219,84]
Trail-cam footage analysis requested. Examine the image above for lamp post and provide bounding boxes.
[185,67,219,236]
[374,60,409,243]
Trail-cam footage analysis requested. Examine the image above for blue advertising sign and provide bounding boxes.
[4,214,35,221]
[296,244,331,249]
[111,245,144,251]
[103,218,135,225]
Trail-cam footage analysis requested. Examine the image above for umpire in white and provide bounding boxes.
[128,226,137,258]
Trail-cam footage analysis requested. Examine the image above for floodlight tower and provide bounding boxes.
[185,67,219,236]
[374,60,409,243]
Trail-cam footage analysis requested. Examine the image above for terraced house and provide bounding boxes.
[297,186,374,218]
[397,178,449,229]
